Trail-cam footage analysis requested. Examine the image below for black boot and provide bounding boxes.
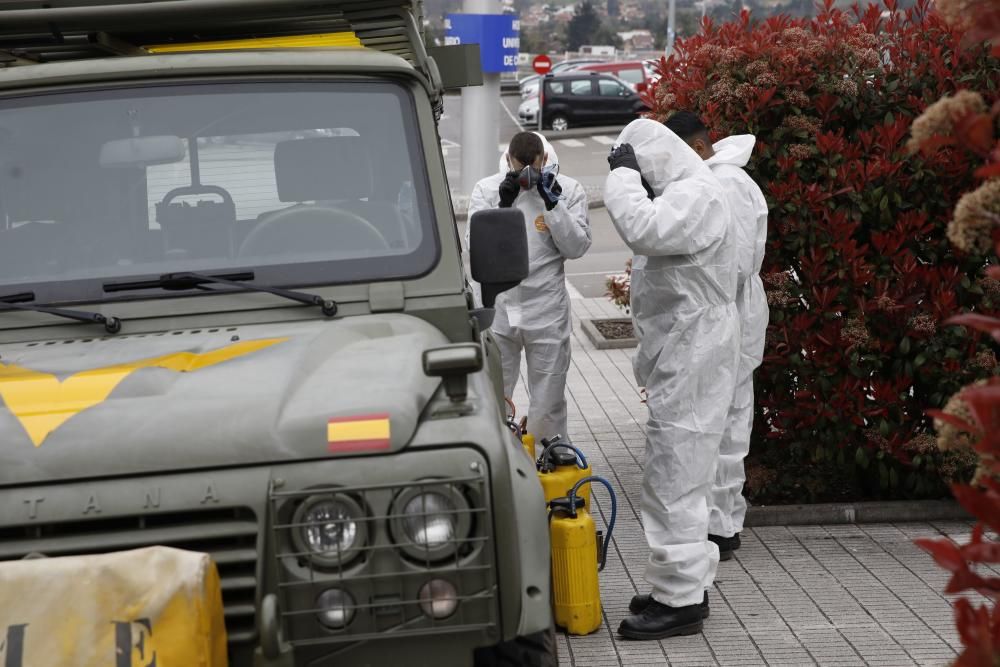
[618,598,705,640]
[709,533,741,561]
[628,590,709,617]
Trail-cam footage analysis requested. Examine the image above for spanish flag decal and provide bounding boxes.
[327,413,391,453]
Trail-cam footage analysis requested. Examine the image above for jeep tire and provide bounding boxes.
[473,627,558,667]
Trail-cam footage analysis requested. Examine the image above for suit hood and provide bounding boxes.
[707,134,756,169]
[615,118,712,196]
[497,131,559,174]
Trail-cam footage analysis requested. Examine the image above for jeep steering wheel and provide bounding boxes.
[238,204,389,258]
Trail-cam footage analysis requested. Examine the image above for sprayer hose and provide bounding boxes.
[569,475,617,572]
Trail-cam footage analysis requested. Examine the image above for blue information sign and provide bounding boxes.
[444,13,520,73]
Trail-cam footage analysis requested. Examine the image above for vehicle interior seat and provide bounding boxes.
[239,136,397,258]
[156,184,237,259]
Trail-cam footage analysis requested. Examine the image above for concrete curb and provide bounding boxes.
[744,499,971,527]
[581,317,638,350]
[509,122,625,140]
[541,125,624,140]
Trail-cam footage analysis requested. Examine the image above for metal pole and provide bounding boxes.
[666,0,676,58]
[461,0,502,194]
[537,77,543,133]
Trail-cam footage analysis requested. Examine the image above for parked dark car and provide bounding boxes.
[538,72,649,132]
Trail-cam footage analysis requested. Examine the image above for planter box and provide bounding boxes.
[581,318,638,350]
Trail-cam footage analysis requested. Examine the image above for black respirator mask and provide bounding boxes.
[517,164,542,190]
[514,162,559,190]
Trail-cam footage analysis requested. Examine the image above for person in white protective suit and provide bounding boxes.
[663,111,769,560]
[466,131,591,443]
[604,118,740,640]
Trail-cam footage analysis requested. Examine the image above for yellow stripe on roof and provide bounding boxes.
[146,32,363,54]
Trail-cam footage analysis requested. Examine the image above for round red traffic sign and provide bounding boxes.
[533,54,552,76]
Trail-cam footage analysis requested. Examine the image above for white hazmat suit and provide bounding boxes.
[705,135,769,539]
[604,119,740,608]
[467,136,591,442]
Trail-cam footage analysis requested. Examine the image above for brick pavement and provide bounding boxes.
[508,296,977,666]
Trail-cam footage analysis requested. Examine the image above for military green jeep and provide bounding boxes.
[0,2,554,665]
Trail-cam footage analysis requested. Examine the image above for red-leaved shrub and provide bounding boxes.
[641,0,1000,499]
[909,0,1000,660]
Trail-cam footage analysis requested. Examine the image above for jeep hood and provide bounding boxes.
[0,314,449,486]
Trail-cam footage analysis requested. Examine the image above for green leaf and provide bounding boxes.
[884,111,894,124]
[879,418,891,437]
[855,446,869,469]
[889,467,899,489]
[899,337,911,354]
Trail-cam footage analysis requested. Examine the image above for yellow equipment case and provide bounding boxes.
[0,546,228,667]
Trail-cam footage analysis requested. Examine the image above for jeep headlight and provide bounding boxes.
[316,588,356,629]
[391,485,471,562]
[291,494,367,567]
[418,579,459,619]
[403,493,455,547]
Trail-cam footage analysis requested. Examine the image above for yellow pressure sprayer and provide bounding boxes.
[549,476,617,635]
[537,436,592,510]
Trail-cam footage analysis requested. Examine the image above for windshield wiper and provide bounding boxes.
[0,292,122,334]
[103,272,338,317]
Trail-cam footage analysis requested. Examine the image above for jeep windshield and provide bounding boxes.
[0,81,438,303]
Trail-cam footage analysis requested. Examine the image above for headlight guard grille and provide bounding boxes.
[269,468,497,646]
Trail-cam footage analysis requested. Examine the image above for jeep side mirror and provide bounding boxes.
[469,208,529,308]
[423,343,483,402]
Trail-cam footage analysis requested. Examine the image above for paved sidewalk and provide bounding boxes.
[509,297,978,667]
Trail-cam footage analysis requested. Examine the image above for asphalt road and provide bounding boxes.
[440,92,624,192]
[442,93,632,297]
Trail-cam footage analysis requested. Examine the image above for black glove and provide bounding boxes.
[498,171,521,208]
[608,143,641,172]
[537,173,563,211]
[640,176,655,200]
